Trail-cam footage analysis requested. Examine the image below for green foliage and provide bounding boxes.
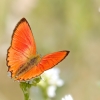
[20,77,41,100]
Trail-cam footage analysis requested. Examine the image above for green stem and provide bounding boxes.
[20,82,31,100]
[19,77,41,100]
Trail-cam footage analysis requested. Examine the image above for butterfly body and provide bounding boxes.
[15,54,41,78]
[6,18,70,81]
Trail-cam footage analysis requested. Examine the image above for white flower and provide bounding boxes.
[39,68,64,98]
[42,68,64,86]
[47,85,56,97]
[62,94,73,100]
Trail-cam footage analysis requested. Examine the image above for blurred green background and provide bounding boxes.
[0,0,100,100]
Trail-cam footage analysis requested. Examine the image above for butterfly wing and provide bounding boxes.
[7,18,36,77]
[16,51,69,81]
[38,50,69,70]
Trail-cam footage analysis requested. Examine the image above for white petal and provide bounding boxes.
[61,94,73,100]
[57,79,64,86]
[47,86,56,97]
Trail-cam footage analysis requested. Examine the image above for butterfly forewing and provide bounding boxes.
[38,51,69,71]
[11,18,36,57]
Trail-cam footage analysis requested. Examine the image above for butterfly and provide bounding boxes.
[6,18,70,81]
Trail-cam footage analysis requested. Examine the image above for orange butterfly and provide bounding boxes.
[6,18,70,81]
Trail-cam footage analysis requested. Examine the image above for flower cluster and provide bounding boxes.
[38,68,64,98]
